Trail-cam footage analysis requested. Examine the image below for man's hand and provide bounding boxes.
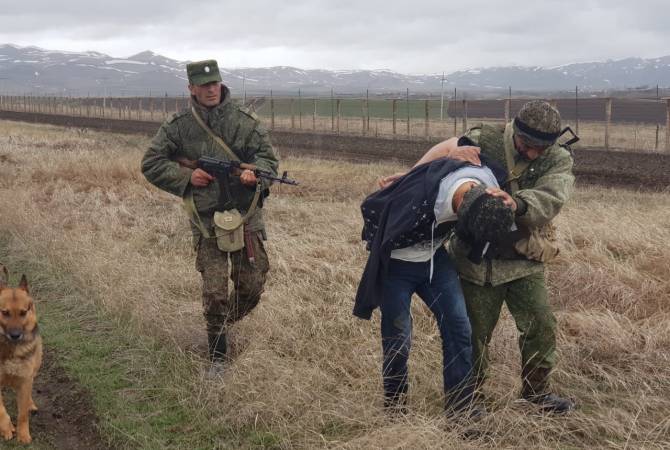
[486,187,517,211]
[190,168,215,187]
[449,145,481,166]
[377,171,407,189]
[239,169,258,186]
[413,137,481,167]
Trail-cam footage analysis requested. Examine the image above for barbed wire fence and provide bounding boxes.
[0,89,668,152]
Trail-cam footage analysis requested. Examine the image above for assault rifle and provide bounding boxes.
[175,155,299,185]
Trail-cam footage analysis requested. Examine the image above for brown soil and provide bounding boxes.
[11,348,112,449]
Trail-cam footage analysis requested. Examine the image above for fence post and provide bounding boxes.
[604,98,612,150]
[424,99,429,138]
[290,98,295,129]
[138,98,143,120]
[270,90,275,130]
[336,98,341,134]
[392,99,397,136]
[330,89,335,131]
[406,88,410,136]
[361,98,366,134]
[575,86,580,135]
[453,88,457,136]
[312,98,316,130]
[666,98,670,152]
[298,90,302,129]
[366,89,370,133]
[462,99,468,134]
[504,98,510,123]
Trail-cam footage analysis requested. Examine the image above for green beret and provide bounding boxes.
[186,59,222,86]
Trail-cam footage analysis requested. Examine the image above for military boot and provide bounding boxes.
[520,367,575,414]
[207,331,227,362]
[206,331,227,378]
[445,381,487,423]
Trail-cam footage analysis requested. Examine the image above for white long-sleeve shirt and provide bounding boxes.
[390,165,499,262]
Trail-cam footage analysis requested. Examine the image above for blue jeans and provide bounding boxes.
[380,247,474,408]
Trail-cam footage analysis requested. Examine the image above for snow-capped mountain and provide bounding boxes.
[0,44,668,96]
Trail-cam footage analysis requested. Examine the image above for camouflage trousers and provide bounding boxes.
[462,272,557,396]
[195,231,270,336]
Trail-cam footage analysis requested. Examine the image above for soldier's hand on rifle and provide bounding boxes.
[239,169,258,186]
[486,187,517,211]
[191,168,215,187]
[378,172,407,190]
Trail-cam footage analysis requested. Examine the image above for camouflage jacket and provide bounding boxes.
[141,86,279,245]
[448,122,574,286]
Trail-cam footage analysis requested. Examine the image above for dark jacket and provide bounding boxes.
[355,158,462,319]
[354,155,507,320]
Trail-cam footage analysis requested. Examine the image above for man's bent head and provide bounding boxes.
[513,100,561,160]
[457,184,514,244]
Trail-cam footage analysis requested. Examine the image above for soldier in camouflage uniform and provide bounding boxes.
[413,100,575,412]
[456,100,575,412]
[141,60,278,367]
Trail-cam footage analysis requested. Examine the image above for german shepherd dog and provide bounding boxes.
[0,264,42,444]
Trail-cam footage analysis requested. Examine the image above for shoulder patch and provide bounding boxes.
[239,106,259,121]
[554,145,574,161]
[478,123,505,133]
[167,109,189,124]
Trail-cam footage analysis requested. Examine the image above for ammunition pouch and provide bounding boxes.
[213,209,245,253]
[514,222,560,263]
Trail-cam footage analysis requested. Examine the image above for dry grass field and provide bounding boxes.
[0,120,669,449]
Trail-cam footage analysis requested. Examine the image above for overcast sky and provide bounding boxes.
[1,0,668,74]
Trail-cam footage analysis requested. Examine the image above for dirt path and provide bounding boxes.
[18,348,111,449]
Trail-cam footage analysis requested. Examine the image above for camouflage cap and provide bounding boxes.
[186,59,222,86]
[513,100,562,148]
[457,184,514,244]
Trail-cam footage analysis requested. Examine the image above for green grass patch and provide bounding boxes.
[0,236,279,449]
[257,97,451,120]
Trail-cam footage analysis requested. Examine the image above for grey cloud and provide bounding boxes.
[0,0,668,73]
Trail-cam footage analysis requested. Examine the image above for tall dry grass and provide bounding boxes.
[0,120,669,449]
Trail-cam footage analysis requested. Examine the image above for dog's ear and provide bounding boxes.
[0,264,7,289]
[18,274,29,293]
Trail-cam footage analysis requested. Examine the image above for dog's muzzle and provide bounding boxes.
[6,330,24,342]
